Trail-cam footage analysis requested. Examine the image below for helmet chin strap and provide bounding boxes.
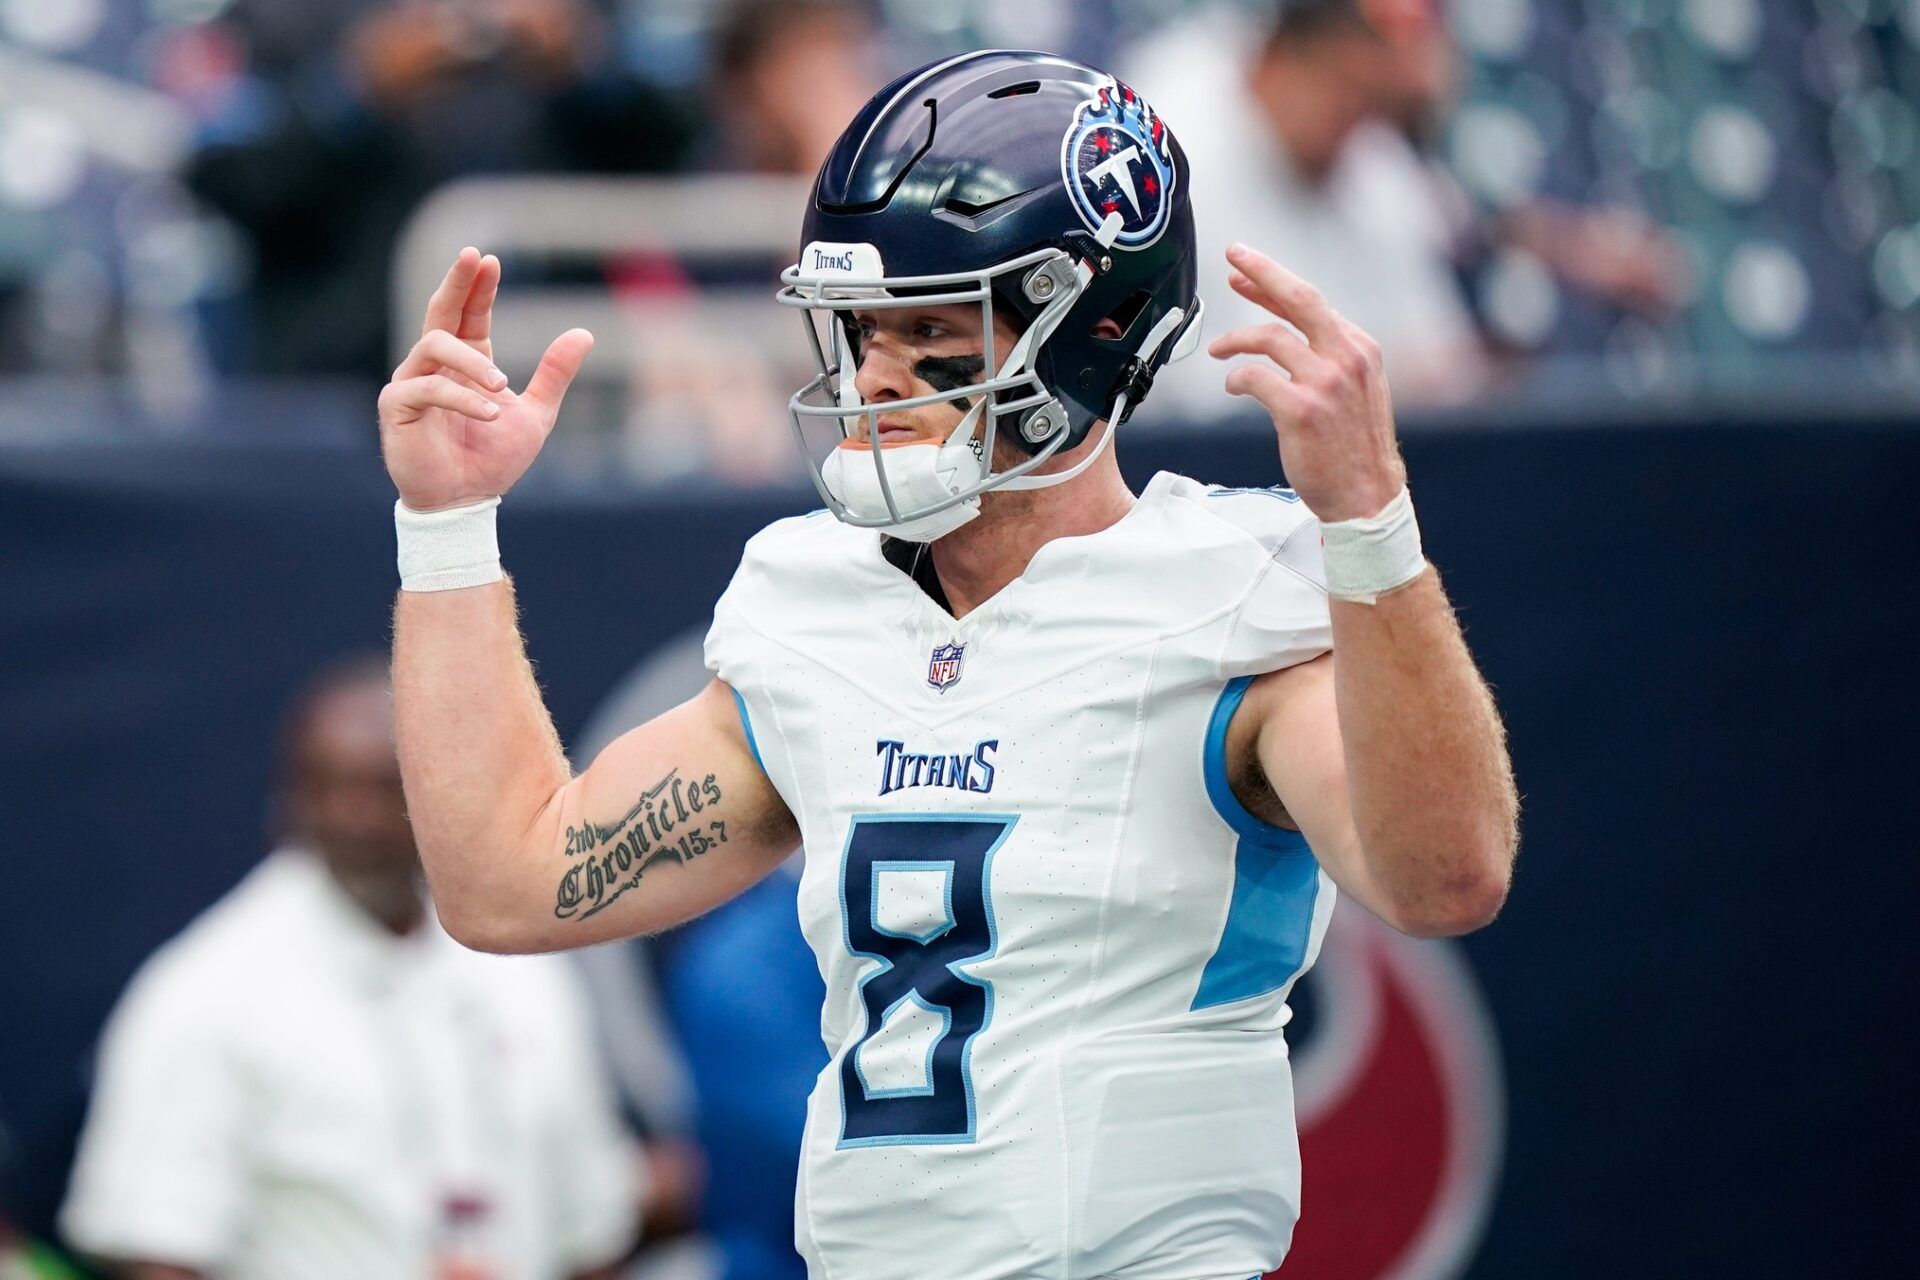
[996,414,1119,492]
[997,299,1196,492]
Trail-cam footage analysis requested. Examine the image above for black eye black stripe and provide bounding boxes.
[914,354,986,399]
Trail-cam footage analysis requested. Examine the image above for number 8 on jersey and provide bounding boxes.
[836,813,1018,1146]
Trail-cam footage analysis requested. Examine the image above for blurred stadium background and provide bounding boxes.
[2,1,1916,1277]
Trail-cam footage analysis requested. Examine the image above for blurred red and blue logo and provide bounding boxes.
[1275,901,1505,1278]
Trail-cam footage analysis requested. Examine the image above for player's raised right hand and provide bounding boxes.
[379,247,594,511]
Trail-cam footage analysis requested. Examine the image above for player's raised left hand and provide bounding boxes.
[1208,243,1407,523]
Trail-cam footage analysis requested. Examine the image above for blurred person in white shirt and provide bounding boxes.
[60,657,641,1280]
[1124,0,1687,413]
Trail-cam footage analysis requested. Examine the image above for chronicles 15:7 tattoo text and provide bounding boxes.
[554,768,728,920]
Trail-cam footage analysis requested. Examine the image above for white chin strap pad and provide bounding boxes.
[820,440,985,542]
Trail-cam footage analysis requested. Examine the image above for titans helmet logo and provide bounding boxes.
[1060,78,1177,251]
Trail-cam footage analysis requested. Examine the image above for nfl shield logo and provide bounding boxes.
[927,641,965,692]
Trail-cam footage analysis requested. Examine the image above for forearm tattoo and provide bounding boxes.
[554,768,729,920]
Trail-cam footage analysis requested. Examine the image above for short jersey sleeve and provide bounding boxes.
[702,558,742,687]
[702,511,849,811]
[1186,483,1332,678]
[701,512,826,692]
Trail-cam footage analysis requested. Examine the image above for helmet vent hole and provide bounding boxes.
[987,80,1041,99]
[942,187,1034,218]
[1095,290,1152,340]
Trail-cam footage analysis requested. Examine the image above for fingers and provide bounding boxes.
[1225,253,1384,386]
[522,328,595,415]
[1221,360,1299,416]
[458,253,502,351]
[1209,321,1325,379]
[380,373,502,423]
[1225,243,1338,346]
[396,327,508,389]
[422,247,483,338]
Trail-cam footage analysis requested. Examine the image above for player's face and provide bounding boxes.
[848,303,1025,448]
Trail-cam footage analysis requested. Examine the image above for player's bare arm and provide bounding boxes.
[384,249,797,954]
[1213,242,1519,938]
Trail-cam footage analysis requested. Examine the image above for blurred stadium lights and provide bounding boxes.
[0,0,107,52]
[0,46,189,177]
[1721,239,1813,340]
[1681,0,1765,61]
[1453,0,1534,63]
[1874,222,1920,307]
[1482,248,1559,349]
[1688,105,1775,204]
[0,40,217,413]
[0,106,88,211]
[147,0,240,26]
[1446,0,1920,385]
[1448,103,1548,207]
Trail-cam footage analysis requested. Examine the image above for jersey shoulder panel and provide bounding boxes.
[726,507,871,610]
[1153,472,1331,676]
[704,509,874,680]
[1160,474,1326,588]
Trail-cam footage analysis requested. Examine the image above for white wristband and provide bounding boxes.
[395,497,504,592]
[1319,487,1427,604]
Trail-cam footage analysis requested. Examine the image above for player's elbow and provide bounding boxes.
[441,910,551,956]
[435,906,515,954]
[1390,859,1511,938]
[1397,889,1504,938]
[430,887,551,956]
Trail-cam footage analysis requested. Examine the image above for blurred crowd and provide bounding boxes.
[4,0,1920,468]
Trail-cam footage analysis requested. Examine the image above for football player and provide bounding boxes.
[381,51,1517,1280]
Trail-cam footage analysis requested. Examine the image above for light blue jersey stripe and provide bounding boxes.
[1192,675,1321,1011]
[732,686,764,770]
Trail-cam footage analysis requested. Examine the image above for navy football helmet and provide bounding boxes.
[777,50,1202,539]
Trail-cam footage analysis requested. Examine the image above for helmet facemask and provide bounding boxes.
[779,236,1108,542]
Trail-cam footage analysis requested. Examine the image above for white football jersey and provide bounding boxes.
[704,471,1336,1280]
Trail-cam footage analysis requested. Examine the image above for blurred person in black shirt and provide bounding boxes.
[185,0,696,378]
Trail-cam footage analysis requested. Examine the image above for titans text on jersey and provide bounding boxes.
[875,739,999,796]
[705,473,1335,1280]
